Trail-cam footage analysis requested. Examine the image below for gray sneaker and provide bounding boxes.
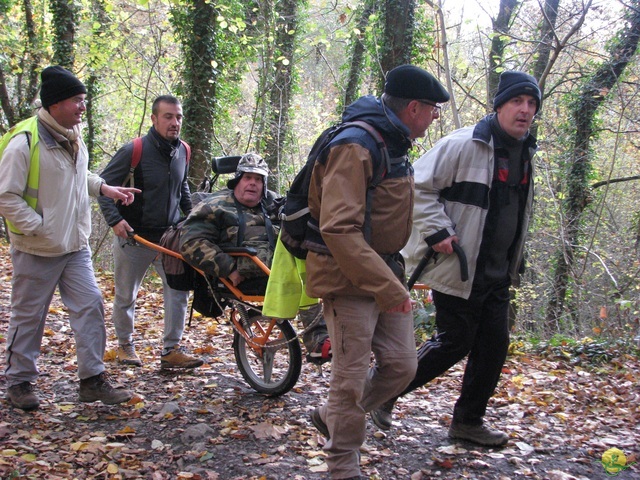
[370,397,396,430]
[448,421,509,446]
[79,372,133,405]
[7,382,40,411]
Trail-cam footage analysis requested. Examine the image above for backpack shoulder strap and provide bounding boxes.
[339,121,394,244]
[180,140,191,163]
[122,137,143,187]
[131,137,143,168]
[341,120,391,187]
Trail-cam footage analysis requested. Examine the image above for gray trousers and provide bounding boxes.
[111,236,189,351]
[317,295,417,479]
[5,247,106,385]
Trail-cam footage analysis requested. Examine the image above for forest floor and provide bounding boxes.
[0,242,639,480]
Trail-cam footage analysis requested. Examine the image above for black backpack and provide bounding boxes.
[279,120,392,259]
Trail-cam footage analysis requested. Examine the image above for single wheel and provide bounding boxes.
[233,306,302,396]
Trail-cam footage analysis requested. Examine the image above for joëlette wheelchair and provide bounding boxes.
[128,155,303,397]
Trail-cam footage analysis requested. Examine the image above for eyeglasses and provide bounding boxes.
[70,98,87,107]
[417,100,442,113]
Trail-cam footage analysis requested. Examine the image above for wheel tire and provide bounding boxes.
[233,310,302,397]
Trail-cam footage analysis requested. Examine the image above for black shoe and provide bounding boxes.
[310,407,330,439]
[448,421,509,447]
[7,382,40,410]
[370,397,396,430]
[79,372,133,405]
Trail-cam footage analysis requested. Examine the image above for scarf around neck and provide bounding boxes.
[37,107,82,156]
[148,126,180,161]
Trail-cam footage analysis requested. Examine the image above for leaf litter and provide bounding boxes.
[0,243,638,479]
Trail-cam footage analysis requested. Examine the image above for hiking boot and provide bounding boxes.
[310,407,330,439]
[79,372,133,405]
[160,346,203,369]
[448,421,509,447]
[117,343,142,366]
[7,382,40,411]
[370,397,396,431]
[306,337,332,365]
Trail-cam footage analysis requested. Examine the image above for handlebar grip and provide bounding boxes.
[408,241,469,290]
[407,247,435,290]
[452,242,469,282]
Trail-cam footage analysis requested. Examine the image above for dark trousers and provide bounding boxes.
[401,280,511,425]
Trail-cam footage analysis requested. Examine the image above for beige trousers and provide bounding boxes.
[316,295,417,479]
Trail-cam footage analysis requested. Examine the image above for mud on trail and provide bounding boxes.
[0,243,638,479]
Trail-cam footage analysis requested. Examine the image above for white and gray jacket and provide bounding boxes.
[402,115,536,299]
[0,119,103,257]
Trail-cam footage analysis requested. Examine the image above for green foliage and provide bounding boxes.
[532,336,638,365]
[50,0,80,67]
[0,0,12,15]
[410,4,436,66]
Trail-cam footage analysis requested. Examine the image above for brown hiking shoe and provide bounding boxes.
[117,343,142,366]
[310,407,330,439]
[79,372,133,405]
[370,397,396,431]
[448,421,509,447]
[7,382,40,411]
[160,346,203,369]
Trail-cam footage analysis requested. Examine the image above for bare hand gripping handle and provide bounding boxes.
[407,241,468,290]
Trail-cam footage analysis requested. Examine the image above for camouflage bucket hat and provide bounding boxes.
[227,153,269,192]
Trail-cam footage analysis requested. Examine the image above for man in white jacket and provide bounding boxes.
[0,66,138,410]
[371,71,540,447]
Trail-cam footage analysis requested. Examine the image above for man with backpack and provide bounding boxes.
[306,65,449,479]
[0,66,137,410]
[178,153,331,364]
[98,95,203,370]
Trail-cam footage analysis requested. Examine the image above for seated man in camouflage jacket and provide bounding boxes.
[179,153,331,364]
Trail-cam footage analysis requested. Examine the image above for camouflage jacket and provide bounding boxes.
[179,189,278,279]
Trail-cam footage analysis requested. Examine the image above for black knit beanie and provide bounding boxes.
[384,65,450,103]
[40,66,87,109]
[493,71,541,113]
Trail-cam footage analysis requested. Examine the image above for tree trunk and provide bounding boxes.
[545,0,640,327]
[0,0,41,130]
[487,0,519,110]
[529,0,559,138]
[379,0,416,89]
[343,0,375,109]
[263,0,299,192]
[173,0,218,191]
[85,0,111,169]
[50,0,79,68]
[426,0,459,128]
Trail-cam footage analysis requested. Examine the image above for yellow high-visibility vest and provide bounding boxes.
[0,116,41,234]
